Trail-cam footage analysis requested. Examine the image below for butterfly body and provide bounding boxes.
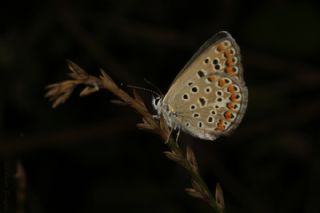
[153,31,248,141]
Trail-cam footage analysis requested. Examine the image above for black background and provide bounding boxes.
[1,0,320,212]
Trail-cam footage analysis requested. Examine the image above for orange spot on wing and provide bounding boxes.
[217,44,224,52]
[230,93,239,102]
[227,102,234,110]
[225,48,235,55]
[216,119,225,131]
[218,79,225,87]
[224,51,231,58]
[225,67,235,75]
[224,111,232,120]
[207,75,216,82]
[225,58,234,66]
[227,84,235,93]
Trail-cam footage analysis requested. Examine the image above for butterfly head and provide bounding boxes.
[152,96,162,115]
[152,96,173,114]
[152,96,178,128]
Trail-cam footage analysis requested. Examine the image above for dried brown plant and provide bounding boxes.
[45,60,224,212]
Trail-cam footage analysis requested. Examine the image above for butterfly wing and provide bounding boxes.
[162,31,248,140]
[170,31,245,84]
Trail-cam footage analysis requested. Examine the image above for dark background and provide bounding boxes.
[1,0,320,212]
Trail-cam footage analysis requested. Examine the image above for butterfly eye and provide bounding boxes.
[152,97,161,108]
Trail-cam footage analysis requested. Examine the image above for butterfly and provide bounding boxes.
[152,31,248,140]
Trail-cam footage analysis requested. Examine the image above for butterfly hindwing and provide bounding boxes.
[160,31,248,140]
[170,71,246,140]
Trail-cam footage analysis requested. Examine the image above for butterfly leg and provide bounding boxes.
[165,128,173,144]
[168,125,180,146]
[175,128,181,144]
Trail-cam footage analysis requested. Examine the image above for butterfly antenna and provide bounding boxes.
[126,85,161,97]
[143,78,164,97]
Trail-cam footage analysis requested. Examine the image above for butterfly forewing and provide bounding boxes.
[170,31,244,85]
[162,31,248,140]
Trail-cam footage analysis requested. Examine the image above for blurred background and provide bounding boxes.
[0,0,319,212]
